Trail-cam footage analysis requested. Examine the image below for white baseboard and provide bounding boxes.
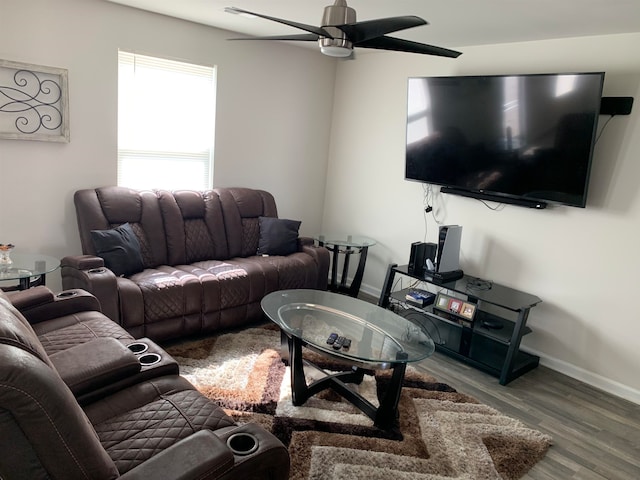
[363,283,640,406]
[359,283,381,302]
[522,346,640,406]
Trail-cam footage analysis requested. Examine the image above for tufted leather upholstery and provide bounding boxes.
[2,286,135,354]
[85,376,236,473]
[62,187,330,342]
[0,290,290,480]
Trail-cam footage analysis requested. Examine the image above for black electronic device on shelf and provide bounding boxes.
[405,72,605,209]
[408,241,437,276]
[424,269,464,283]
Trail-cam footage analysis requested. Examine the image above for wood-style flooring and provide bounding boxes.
[415,352,640,480]
[356,291,639,478]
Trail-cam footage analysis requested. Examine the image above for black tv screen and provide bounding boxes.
[405,72,605,207]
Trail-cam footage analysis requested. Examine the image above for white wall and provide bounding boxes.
[323,33,640,402]
[0,0,335,292]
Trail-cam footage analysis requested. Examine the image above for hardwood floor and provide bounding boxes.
[415,352,640,480]
[356,291,639,478]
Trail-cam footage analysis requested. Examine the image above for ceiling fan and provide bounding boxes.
[224,0,462,59]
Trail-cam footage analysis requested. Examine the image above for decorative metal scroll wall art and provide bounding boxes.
[0,60,69,142]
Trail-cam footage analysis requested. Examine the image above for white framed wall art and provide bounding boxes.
[0,59,69,142]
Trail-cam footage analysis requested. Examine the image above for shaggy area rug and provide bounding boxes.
[165,326,552,480]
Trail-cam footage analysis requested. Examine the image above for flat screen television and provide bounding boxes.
[405,72,605,208]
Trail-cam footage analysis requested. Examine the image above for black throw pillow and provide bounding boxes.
[257,217,301,256]
[90,223,144,277]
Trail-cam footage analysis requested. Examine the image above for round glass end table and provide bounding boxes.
[313,234,376,297]
[0,253,60,291]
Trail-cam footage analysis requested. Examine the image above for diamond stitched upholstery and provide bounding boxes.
[211,263,251,307]
[33,312,134,355]
[138,274,187,321]
[273,257,309,289]
[90,380,235,474]
[127,222,154,267]
[242,218,260,257]
[184,218,216,262]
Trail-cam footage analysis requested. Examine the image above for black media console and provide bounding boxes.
[378,264,542,385]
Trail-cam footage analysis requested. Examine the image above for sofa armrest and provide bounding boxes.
[120,430,234,480]
[49,337,141,396]
[61,254,104,270]
[61,255,120,323]
[7,286,101,324]
[4,285,55,310]
[298,239,330,290]
[298,236,314,247]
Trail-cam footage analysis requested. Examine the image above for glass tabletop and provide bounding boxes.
[0,253,60,281]
[313,234,376,248]
[261,289,434,365]
[394,264,541,312]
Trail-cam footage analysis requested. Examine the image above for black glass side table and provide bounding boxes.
[0,253,60,291]
[314,234,376,297]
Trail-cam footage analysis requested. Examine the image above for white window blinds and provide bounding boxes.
[117,51,216,190]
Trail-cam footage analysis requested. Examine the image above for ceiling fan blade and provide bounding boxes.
[229,33,319,42]
[336,16,427,43]
[225,6,333,39]
[357,36,462,58]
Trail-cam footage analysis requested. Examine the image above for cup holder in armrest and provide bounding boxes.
[127,338,178,373]
[56,291,78,298]
[88,268,107,274]
[126,341,158,364]
[226,433,259,456]
[138,353,162,366]
[127,342,149,355]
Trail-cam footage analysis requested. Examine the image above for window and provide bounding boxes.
[117,51,216,190]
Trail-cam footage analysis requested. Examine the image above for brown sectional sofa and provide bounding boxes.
[0,286,289,479]
[61,186,330,342]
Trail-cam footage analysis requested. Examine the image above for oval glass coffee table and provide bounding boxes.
[261,289,435,429]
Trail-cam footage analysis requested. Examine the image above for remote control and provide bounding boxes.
[342,338,351,349]
[326,333,338,345]
[333,336,345,349]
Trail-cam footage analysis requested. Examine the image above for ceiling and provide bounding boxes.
[107,0,640,52]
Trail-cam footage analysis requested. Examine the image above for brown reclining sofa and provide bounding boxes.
[0,286,289,479]
[61,186,330,342]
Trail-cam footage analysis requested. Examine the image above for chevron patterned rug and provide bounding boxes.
[165,326,552,480]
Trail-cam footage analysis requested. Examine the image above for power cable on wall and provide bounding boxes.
[422,183,444,242]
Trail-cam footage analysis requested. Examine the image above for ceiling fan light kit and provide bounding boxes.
[225,0,462,59]
[320,44,353,57]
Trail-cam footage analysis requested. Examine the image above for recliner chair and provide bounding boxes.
[0,292,290,479]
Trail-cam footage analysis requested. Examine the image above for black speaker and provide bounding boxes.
[409,242,438,275]
[600,97,634,116]
[408,242,427,275]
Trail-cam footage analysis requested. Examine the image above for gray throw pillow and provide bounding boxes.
[257,217,301,256]
[90,223,144,276]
